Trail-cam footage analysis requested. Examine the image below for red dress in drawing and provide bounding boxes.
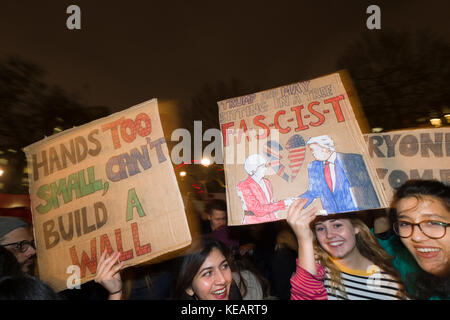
[237,176,286,224]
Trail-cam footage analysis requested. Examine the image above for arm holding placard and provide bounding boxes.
[286,198,327,300]
[286,198,318,274]
[95,250,124,300]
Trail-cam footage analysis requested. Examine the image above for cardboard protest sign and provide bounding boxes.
[218,71,388,226]
[365,127,450,202]
[23,99,191,291]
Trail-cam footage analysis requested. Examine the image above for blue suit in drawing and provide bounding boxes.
[301,152,380,214]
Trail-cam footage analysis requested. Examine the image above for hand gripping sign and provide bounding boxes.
[218,71,388,226]
[23,99,191,291]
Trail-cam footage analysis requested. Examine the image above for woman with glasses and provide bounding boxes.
[375,179,450,299]
[390,179,450,299]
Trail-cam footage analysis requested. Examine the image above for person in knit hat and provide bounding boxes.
[0,216,36,274]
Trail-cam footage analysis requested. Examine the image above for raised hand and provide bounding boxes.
[95,250,124,299]
[286,198,319,275]
[286,198,318,243]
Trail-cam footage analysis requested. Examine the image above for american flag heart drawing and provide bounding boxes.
[286,134,306,181]
[263,140,289,182]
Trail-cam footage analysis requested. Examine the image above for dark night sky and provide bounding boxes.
[1,0,449,113]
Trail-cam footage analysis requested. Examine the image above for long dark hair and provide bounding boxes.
[407,269,450,299]
[391,179,450,299]
[172,237,241,300]
[232,253,271,298]
[0,276,61,300]
[0,246,23,278]
[392,179,450,212]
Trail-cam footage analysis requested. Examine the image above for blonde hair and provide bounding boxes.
[313,217,407,299]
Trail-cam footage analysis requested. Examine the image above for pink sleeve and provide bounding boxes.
[290,259,327,300]
[241,185,286,217]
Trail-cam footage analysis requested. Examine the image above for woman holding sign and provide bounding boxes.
[287,198,407,300]
[94,251,125,300]
[94,238,264,300]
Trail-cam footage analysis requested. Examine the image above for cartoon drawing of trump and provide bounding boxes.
[300,135,380,214]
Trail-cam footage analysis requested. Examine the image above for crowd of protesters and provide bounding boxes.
[0,179,449,300]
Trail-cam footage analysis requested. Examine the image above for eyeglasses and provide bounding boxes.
[393,220,450,239]
[1,240,35,253]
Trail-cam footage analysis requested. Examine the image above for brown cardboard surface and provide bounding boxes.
[23,99,191,291]
[218,71,388,226]
[365,127,450,202]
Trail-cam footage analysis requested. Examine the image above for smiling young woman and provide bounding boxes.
[286,198,407,300]
[172,237,243,300]
[313,217,407,299]
[185,246,232,300]
[389,179,450,299]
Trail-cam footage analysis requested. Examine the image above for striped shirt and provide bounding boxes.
[291,260,405,300]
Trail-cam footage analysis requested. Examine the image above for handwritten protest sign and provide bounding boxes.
[365,127,450,202]
[23,99,191,291]
[218,71,388,226]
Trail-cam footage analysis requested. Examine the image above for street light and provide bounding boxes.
[200,158,211,166]
[371,127,383,133]
[0,168,4,177]
[179,171,186,177]
[430,118,442,127]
